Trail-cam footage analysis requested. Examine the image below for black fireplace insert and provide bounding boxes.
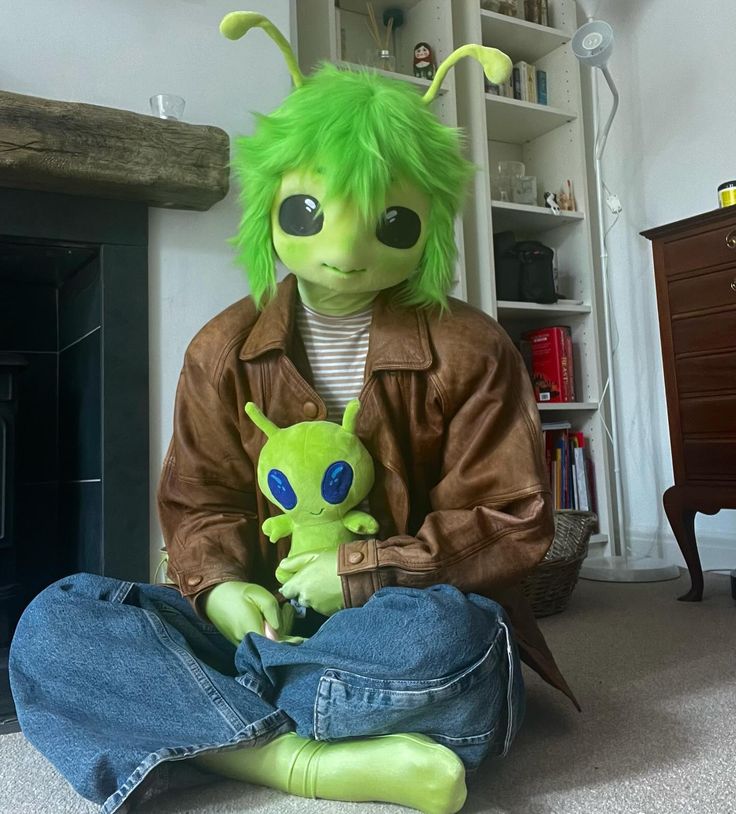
[0,188,150,732]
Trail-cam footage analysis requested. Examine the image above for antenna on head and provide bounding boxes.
[422,44,512,104]
[220,11,305,89]
[342,400,361,435]
[245,402,280,438]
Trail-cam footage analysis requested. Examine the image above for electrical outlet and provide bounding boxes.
[606,194,622,214]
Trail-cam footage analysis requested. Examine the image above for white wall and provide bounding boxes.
[0,0,292,576]
[584,0,736,570]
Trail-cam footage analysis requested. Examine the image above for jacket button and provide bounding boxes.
[186,575,203,587]
[348,552,364,565]
[303,401,318,418]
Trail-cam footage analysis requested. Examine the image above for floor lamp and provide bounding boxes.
[572,19,679,582]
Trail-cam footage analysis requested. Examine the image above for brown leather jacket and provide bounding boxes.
[159,274,578,707]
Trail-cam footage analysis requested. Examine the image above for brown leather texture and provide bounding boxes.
[158,274,578,706]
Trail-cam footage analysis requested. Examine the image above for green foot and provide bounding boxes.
[195,731,466,814]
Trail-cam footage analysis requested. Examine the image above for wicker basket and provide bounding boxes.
[521,510,598,617]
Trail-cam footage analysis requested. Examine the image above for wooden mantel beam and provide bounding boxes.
[0,90,230,211]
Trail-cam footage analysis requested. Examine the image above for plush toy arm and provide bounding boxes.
[263,514,294,543]
[343,510,380,535]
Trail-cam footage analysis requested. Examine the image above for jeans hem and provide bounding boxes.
[99,709,293,814]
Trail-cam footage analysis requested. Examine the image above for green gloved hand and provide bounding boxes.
[277,549,345,617]
[204,581,284,645]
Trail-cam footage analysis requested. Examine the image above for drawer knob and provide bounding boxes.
[727,229,736,249]
[732,278,736,293]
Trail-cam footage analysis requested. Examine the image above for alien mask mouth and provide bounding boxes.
[322,264,368,276]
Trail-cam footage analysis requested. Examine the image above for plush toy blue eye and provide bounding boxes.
[267,469,298,510]
[321,461,354,505]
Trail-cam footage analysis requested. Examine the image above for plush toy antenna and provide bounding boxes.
[341,399,361,435]
[245,402,280,438]
[422,44,512,105]
[220,11,305,89]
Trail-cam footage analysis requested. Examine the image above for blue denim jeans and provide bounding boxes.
[9,574,524,813]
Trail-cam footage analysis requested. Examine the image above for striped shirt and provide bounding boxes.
[296,301,372,422]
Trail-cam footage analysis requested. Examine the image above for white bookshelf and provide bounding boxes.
[291,0,614,551]
[452,0,614,551]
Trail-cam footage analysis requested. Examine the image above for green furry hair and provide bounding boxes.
[231,63,475,310]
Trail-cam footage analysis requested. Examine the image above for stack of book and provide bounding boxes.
[486,61,548,105]
[542,421,596,513]
[521,326,575,403]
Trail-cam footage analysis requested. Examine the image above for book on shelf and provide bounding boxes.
[511,61,545,104]
[541,421,597,516]
[521,326,576,403]
[512,65,522,100]
[485,72,515,98]
[536,69,548,105]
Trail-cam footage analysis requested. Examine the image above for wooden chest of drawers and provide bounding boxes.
[642,208,736,600]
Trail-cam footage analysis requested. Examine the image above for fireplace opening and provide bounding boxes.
[0,189,150,732]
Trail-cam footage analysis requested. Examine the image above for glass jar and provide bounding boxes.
[368,49,396,73]
[512,175,538,206]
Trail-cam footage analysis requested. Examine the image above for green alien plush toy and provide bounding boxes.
[244,398,378,604]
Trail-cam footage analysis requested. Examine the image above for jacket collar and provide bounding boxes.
[240,274,433,373]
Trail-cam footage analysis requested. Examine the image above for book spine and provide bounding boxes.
[527,64,537,104]
[574,445,590,511]
[557,328,571,402]
[563,327,575,401]
[524,326,569,403]
[514,61,534,102]
[504,73,514,98]
[536,69,548,105]
[512,66,522,100]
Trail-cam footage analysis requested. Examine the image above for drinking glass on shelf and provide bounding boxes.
[150,94,185,121]
[492,175,512,202]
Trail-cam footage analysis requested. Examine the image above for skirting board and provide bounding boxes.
[627,528,736,573]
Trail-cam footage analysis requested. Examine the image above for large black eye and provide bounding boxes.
[376,206,422,249]
[278,195,324,236]
[267,468,298,510]
[321,461,354,505]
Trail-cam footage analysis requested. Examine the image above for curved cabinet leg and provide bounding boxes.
[663,486,703,602]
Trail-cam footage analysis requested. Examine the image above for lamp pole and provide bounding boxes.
[573,18,679,582]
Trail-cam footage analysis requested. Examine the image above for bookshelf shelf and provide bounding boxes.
[485,94,576,143]
[491,200,584,232]
[538,402,599,411]
[480,10,569,63]
[497,300,591,317]
[338,62,444,93]
[338,0,422,12]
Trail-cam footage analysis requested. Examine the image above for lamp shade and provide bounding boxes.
[572,19,614,68]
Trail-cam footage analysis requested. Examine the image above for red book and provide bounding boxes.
[523,326,574,403]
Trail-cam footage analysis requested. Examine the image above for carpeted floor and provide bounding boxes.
[1,570,734,814]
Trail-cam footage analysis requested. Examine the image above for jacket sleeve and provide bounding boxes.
[337,324,555,608]
[157,348,260,608]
